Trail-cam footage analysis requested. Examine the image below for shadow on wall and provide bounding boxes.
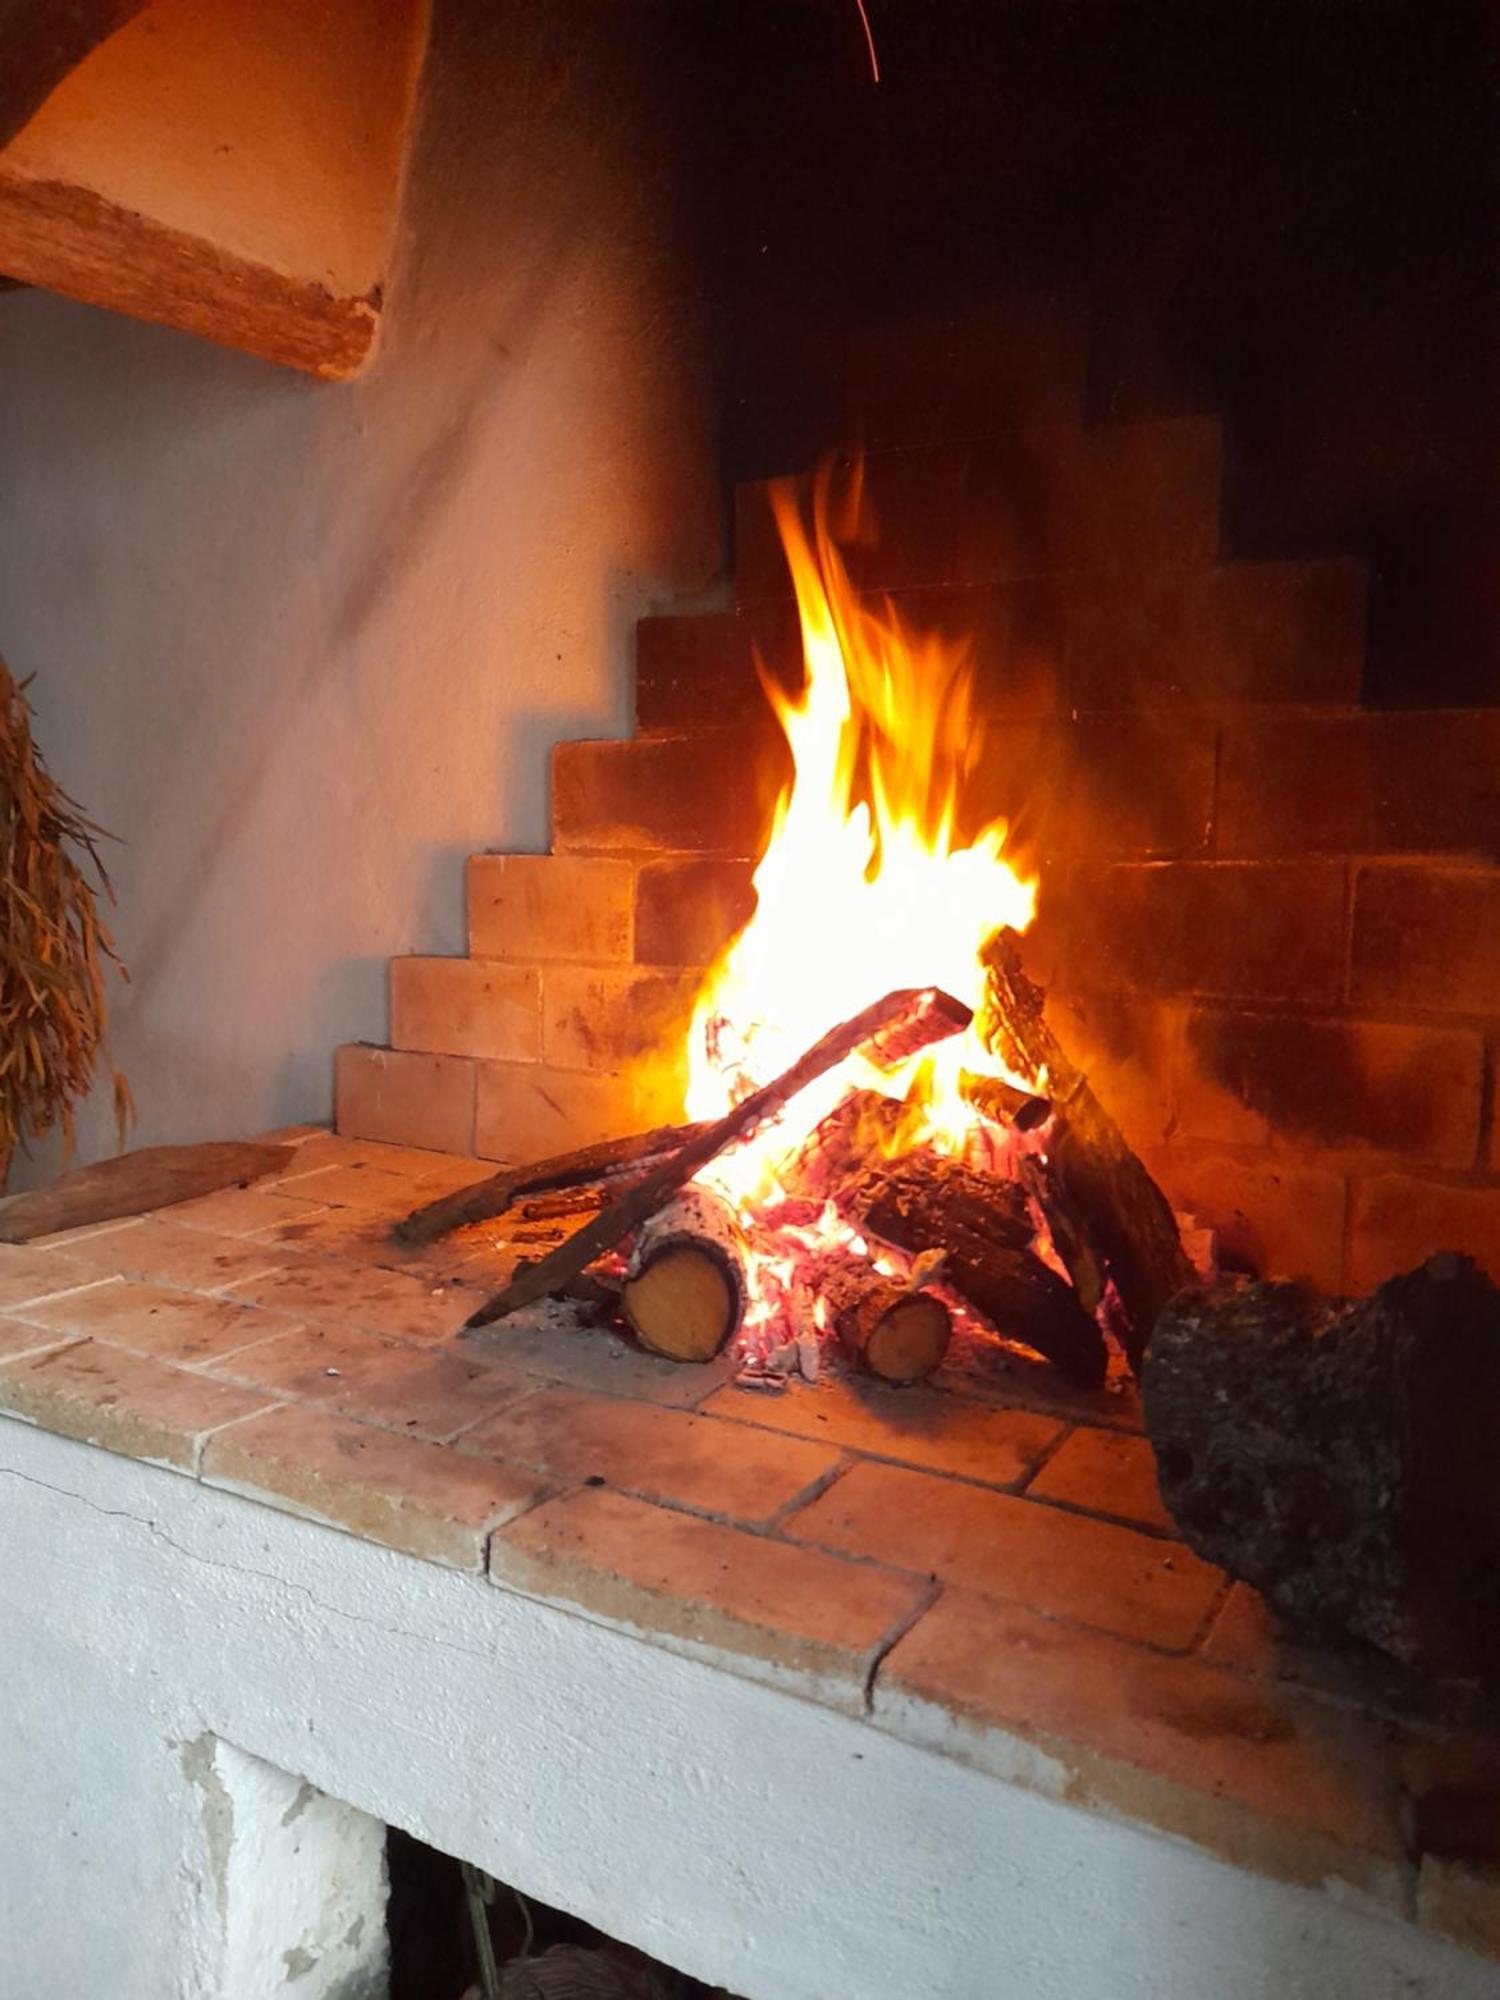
[0,0,721,1186]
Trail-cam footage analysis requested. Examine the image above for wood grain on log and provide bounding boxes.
[622,1185,745,1363]
[0,1140,293,1243]
[1143,1256,1500,1681]
[981,928,1190,1370]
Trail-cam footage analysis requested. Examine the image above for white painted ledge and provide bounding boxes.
[3,1419,1493,2000]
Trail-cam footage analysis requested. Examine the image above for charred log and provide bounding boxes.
[464,985,972,1329]
[799,1247,953,1382]
[853,1155,1106,1384]
[1143,1256,1500,1681]
[981,929,1191,1370]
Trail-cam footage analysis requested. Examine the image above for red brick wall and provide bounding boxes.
[338,309,1500,1296]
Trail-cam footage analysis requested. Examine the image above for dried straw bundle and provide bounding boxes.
[0,654,129,1175]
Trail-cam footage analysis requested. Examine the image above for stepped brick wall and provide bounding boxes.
[336,309,1500,1298]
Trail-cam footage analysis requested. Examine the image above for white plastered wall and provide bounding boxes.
[0,0,719,1187]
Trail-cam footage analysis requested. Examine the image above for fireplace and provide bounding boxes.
[4,2,1500,1996]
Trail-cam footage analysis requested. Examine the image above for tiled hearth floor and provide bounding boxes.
[3,1127,1497,1964]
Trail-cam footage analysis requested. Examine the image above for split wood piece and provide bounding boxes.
[779,1088,906,1206]
[1144,1255,1500,1683]
[854,1155,1107,1384]
[392,1122,706,1245]
[802,1247,953,1383]
[1014,1147,1105,1313]
[980,929,1191,1371]
[0,1140,294,1244]
[622,1185,747,1363]
[959,1070,1053,1133]
[463,984,972,1330]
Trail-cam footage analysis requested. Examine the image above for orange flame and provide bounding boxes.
[685,465,1038,1259]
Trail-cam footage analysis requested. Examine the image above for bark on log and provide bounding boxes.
[622,1185,746,1363]
[959,1071,1052,1133]
[808,1248,953,1382]
[464,985,972,1329]
[393,1122,705,1245]
[853,1156,1107,1384]
[1143,1256,1500,1681]
[980,929,1191,1370]
[0,1141,293,1243]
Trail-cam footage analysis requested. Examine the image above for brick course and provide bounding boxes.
[1350,864,1500,1015]
[467,854,634,963]
[390,957,541,1064]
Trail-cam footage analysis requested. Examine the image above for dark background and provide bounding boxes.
[669,0,1500,706]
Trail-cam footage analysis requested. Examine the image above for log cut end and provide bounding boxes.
[623,1244,739,1363]
[857,1292,952,1383]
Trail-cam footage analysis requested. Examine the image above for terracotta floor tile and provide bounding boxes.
[705,1373,1063,1487]
[56,1217,296,1293]
[1417,1857,1500,1962]
[935,1338,1145,1433]
[0,1244,105,1313]
[202,1402,546,1569]
[491,1484,929,1711]
[462,1310,732,1410]
[271,1163,422,1213]
[1025,1425,1177,1533]
[222,1258,479,1342]
[873,1587,1405,1908]
[170,1187,331,1236]
[460,1386,840,1528]
[785,1459,1221,1650]
[0,1314,82,1362]
[207,1323,528,1441]
[16,1279,299,1366]
[0,1339,271,1469]
[252,1203,452,1277]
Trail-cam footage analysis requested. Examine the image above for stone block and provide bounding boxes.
[202,1403,545,1569]
[634,604,801,732]
[206,1321,526,1444]
[0,1339,269,1470]
[466,854,635,964]
[490,1484,930,1713]
[1350,864,1500,1014]
[473,1061,649,1163]
[1181,1008,1483,1166]
[390,957,541,1064]
[222,1257,478,1344]
[14,1279,299,1367]
[552,732,787,856]
[1147,1145,1348,1290]
[785,1458,1221,1650]
[1347,1175,1500,1290]
[541,965,701,1076]
[1055,861,1347,1004]
[55,1218,296,1294]
[459,1385,840,1528]
[335,1044,477,1156]
[0,1244,103,1315]
[704,1375,1063,1488]
[1219,710,1500,860]
[873,1589,1404,1908]
[844,301,1089,449]
[633,857,757,967]
[1068,560,1365,707]
[1025,1426,1176,1535]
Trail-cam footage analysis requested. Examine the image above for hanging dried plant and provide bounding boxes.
[0,653,131,1176]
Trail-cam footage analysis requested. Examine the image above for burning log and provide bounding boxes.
[1143,1255,1500,1681]
[959,1071,1052,1134]
[850,1154,1106,1382]
[980,929,1192,1370]
[621,1185,746,1363]
[392,1121,706,1245]
[463,985,973,1330]
[805,1247,953,1383]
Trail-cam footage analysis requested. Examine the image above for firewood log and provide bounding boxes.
[980,929,1191,1370]
[1143,1255,1500,1681]
[464,985,972,1329]
[0,1140,294,1243]
[621,1185,747,1363]
[393,1121,707,1245]
[853,1156,1107,1383]
[804,1248,952,1382]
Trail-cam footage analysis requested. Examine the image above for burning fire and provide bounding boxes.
[683,464,1040,1346]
